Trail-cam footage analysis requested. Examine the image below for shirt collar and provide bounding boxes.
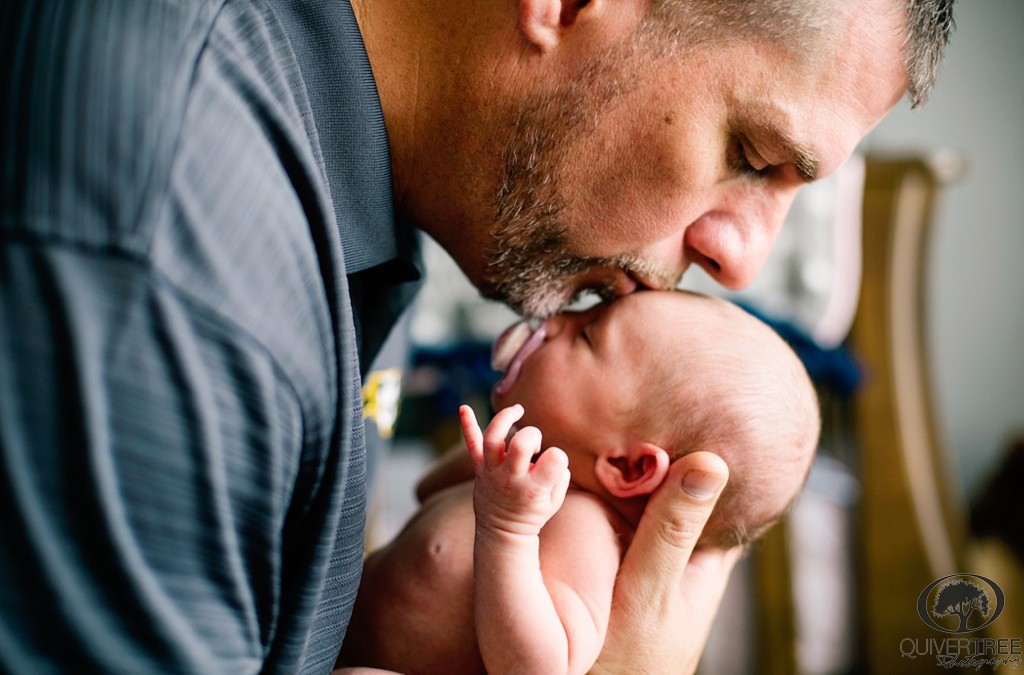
[268,0,407,276]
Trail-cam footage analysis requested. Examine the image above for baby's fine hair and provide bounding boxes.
[631,292,820,549]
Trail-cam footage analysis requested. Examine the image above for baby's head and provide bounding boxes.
[491,290,819,549]
[627,293,820,548]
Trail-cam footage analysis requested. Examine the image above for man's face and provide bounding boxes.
[478,3,907,318]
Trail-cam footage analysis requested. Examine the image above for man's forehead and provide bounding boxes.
[720,20,905,178]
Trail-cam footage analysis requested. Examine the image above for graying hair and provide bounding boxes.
[643,0,956,108]
[901,0,956,107]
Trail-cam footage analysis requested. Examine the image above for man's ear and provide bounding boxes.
[595,443,671,498]
[519,0,593,52]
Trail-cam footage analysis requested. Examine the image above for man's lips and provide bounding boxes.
[612,270,641,296]
[573,266,665,300]
[624,262,687,292]
[492,320,548,396]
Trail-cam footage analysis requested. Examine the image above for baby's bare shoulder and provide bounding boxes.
[543,490,631,558]
[375,482,476,576]
[348,482,481,671]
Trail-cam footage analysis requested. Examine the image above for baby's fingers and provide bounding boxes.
[459,405,485,471]
[482,404,525,468]
[533,446,569,491]
[506,425,543,474]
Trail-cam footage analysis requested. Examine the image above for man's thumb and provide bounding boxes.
[627,451,729,581]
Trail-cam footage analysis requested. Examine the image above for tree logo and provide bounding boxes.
[917,574,1005,634]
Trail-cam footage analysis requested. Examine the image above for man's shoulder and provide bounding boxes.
[3,0,353,492]
[2,0,319,253]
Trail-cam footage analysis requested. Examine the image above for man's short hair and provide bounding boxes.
[643,0,956,108]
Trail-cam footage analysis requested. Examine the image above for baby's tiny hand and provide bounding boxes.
[460,404,570,536]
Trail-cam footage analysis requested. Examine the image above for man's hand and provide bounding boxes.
[592,451,741,675]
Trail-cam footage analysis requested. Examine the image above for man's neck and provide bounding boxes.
[348,0,433,210]
[347,0,556,289]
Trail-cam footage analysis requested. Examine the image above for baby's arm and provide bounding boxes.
[461,404,617,675]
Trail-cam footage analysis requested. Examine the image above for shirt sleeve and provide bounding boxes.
[0,236,304,673]
[0,1,367,670]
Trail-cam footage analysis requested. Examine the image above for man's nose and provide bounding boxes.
[682,188,798,290]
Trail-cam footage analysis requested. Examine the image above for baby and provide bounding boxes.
[337,290,820,674]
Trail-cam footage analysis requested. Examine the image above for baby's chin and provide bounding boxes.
[489,387,521,415]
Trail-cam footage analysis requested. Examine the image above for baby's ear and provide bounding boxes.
[595,443,670,498]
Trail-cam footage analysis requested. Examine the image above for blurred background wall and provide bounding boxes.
[862,0,1024,503]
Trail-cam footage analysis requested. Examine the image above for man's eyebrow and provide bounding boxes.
[753,121,821,183]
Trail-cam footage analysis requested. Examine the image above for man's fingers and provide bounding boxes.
[673,545,744,673]
[619,451,728,589]
[597,452,737,675]
[682,545,744,616]
[597,544,741,675]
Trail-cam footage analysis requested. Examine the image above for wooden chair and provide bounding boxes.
[747,152,967,675]
[847,152,967,673]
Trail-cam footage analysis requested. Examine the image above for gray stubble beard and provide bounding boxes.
[483,46,673,318]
